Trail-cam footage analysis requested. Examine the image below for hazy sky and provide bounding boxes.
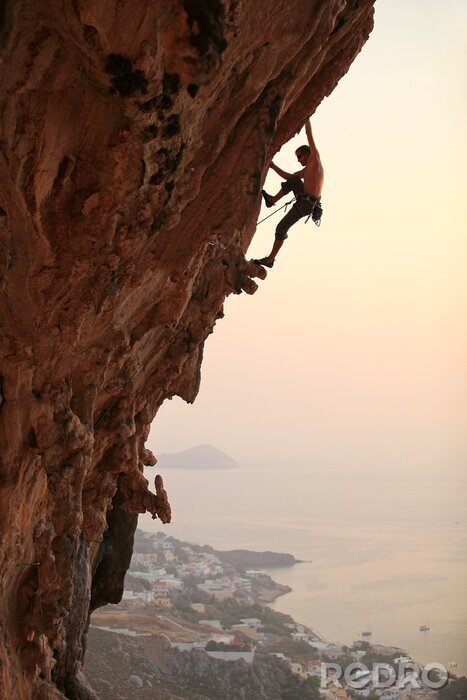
[148,0,466,477]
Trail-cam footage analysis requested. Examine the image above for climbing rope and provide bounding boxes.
[257,197,322,227]
[256,198,296,225]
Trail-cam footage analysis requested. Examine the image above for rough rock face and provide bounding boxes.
[0,1,374,697]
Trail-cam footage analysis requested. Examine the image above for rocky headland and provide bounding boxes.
[204,548,300,569]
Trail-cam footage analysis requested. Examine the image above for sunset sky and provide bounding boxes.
[148,0,466,479]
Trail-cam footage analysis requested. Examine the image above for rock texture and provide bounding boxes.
[0,1,374,697]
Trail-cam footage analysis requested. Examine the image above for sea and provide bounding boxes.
[140,462,467,676]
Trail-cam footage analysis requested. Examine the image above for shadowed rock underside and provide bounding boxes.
[0,1,374,697]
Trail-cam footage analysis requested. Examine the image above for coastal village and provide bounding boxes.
[88,529,455,700]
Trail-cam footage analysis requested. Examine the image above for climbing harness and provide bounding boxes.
[311,200,323,226]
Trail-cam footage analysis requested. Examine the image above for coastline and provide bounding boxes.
[256,581,292,603]
[132,528,440,664]
[88,528,464,699]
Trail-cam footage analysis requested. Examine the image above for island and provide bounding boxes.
[155,444,238,469]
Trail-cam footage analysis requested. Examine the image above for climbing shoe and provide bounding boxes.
[254,257,274,268]
[261,190,274,208]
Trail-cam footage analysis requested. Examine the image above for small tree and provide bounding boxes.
[281,674,320,699]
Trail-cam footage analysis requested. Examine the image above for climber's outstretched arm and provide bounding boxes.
[270,162,294,179]
[305,119,318,156]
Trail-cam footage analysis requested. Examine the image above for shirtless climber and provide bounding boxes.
[254,119,324,268]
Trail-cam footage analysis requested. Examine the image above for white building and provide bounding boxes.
[205,650,255,664]
[191,562,212,576]
[239,618,262,629]
[292,632,311,642]
[169,641,206,652]
[310,640,338,652]
[191,603,206,614]
[158,577,183,591]
[376,688,400,700]
[197,581,234,600]
[153,582,169,596]
[377,690,399,700]
[209,634,236,645]
[233,577,252,591]
[201,553,222,564]
[131,553,147,565]
[122,590,154,603]
[130,571,159,583]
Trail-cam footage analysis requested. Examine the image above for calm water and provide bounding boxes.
[140,463,467,675]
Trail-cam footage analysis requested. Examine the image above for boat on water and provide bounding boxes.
[362,629,372,636]
[419,624,430,631]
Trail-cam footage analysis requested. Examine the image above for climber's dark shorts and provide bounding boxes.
[275,176,320,240]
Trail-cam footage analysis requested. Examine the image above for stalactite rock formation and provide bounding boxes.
[0,1,375,697]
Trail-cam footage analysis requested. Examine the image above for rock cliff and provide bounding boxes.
[0,1,375,697]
